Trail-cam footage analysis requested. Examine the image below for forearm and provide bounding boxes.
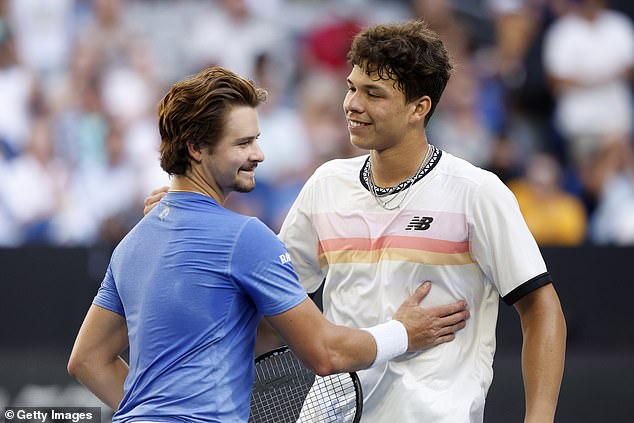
[292,318,379,376]
[321,325,378,374]
[70,356,129,410]
[267,300,379,376]
[518,289,567,423]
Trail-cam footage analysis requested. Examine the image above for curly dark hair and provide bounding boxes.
[347,20,453,126]
[158,67,267,175]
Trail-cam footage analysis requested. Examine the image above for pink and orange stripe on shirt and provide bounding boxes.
[314,211,474,266]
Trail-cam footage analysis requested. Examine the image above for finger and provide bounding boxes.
[404,281,432,306]
[432,300,468,318]
[144,192,167,207]
[439,309,470,327]
[143,193,166,216]
[151,186,169,195]
[437,320,467,337]
[431,333,456,346]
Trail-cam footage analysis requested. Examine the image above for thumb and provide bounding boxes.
[406,281,431,305]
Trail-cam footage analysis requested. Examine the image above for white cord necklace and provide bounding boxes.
[367,145,435,210]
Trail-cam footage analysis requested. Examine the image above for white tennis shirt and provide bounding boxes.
[279,148,550,422]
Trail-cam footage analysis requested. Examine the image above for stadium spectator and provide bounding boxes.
[507,152,587,245]
[543,0,634,201]
[0,115,69,244]
[589,136,634,245]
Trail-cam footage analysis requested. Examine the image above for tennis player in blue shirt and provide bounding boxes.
[67,66,469,423]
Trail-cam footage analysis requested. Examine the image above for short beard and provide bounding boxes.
[234,181,255,193]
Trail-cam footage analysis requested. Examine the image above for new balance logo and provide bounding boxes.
[405,216,434,231]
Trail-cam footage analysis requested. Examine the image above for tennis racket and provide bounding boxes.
[249,346,363,423]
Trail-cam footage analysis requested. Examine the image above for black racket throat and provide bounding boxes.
[249,346,363,423]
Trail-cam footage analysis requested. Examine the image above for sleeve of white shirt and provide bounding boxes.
[278,175,326,294]
[468,172,549,304]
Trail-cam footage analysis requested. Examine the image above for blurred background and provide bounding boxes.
[0,0,632,422]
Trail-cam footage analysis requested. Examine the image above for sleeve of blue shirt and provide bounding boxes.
[231,218,308,316]
[93,264,125,316]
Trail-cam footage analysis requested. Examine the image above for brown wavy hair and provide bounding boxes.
[347,20,453,126]
[158,67,267,175]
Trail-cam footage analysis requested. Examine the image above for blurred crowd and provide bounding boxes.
[0,0,632,247]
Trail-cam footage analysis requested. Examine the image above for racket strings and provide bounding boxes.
[249,349,360,423]
[250,351,311,422]
[302,373,357,422]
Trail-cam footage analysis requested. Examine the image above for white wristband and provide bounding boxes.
[362,320,408,366]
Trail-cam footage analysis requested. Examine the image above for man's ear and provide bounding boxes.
[410,96,432,125]
[187,141,203,164]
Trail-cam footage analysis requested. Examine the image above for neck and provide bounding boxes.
[170,173,224,205]
[370,137,430,187]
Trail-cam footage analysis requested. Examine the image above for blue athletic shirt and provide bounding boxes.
[93,192,308,423]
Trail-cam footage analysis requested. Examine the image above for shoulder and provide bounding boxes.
[601,10,634,29]
[434,151,514,211]
[192,205,274,246]
[202,202,256,230]
[309,155,368,183]
[237,216,280,244]
[232,217,294,271]
[435,150,499,188]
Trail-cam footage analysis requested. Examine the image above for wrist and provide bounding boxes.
[362,320,408,366]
